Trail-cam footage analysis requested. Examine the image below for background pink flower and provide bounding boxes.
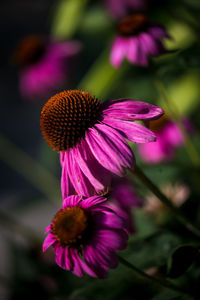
[14,35,81,100]
[40,90,163,197]
[138,117,192,164]
[110,177,142,232]
[43,195,128,278]
[110,14,169,67]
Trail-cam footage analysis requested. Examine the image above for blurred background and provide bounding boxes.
[0,0,200,299]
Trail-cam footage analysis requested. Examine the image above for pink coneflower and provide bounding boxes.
[138,115,192,164]
[13,35,81,100]
[40,90,163,197]
[105,0,148,18]
[110,177,142,232]
[43,195,128,278]
[110,14,169,67]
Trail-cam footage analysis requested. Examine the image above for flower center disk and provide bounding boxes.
[40,90,101,151]
[51,206,88,246]
[118,14,148,37]
[14,35,46,66]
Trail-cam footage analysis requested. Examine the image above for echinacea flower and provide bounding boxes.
[40,90,163,198]
[13,35,81,100]
[40,89,163,197]
[138,115,192,164]
[110,14,169,67]
[43,195,128,278]
[105,0,148,18]
[40,90,163,197]
[110,177,142,232]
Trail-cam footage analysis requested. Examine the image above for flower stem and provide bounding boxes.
[118,256,192,298]
[0,133,60,203]
[132,165,200,238]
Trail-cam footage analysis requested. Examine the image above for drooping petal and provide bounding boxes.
[61,153,76,198]
[110,37,127,68]
[63,195,83,208]
[79,195,107,209]
[126,37,140,65]
[55,245,67,269]
[66,148,96,196]
[95,229,128,250]
[93,243,118,268]
[83,245,109,278]
[148,25,169,40]
[43,233,56,251]
[71,249,99,278]
[102,98,164,121]
[94,210,125,229]
[102,116,156,143]
[75,139,111,194]
[86,124,134,176]
[139,32,160,56]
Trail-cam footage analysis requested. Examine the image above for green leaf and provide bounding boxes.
[167,244,199,278]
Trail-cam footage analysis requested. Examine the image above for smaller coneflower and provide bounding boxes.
[40,89,163,197]
[138,115,192,164]
[110,14,169,68]
[43,195,128,278]
[13,35,81,100]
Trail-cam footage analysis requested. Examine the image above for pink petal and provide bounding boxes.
[139,32,160,56]
[110,37,127,68]
[70,249,85,277]
[62,195,83,208]
[61,153,76,198]
[83,245,108,278]
[94,211,125,229]
[79,195,107,209]
[75,139,111,194]
[102,116,156,143]
[148,25,169,40]
[43,233,56,252]
[86,124,134,176]
[95,229,128,250]
[126,37,140,65]
[102,99,164,121]
[66,148,95,196]
[55,246,66,269]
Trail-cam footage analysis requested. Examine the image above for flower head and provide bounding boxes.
[110,14,169,67]
[43,195,128,278]
[138,115,192,164]
[14,35,81,100]
[40,89,163,197]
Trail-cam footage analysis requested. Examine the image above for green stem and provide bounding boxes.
[153,69,200,167]
[118,256,192,298]
[0,133,60,203]
[132,166,200,238]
